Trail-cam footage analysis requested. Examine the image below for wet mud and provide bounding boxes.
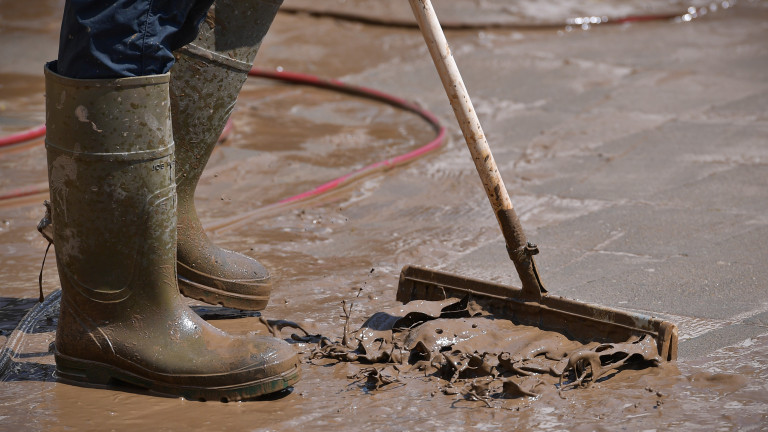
[297,296,662,403]
[1,291,765,430]
[2,0,768,430]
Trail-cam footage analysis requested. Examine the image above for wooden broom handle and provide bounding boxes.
[408,0,545,299]
[407,0,513,213]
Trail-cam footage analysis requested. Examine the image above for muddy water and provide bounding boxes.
[1,1,768,430]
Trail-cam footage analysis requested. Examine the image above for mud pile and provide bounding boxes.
[267,296,661,405]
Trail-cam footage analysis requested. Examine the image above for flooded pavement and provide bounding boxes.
[2,0,768,430]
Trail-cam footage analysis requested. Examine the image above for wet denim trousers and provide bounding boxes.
[57,0,215,79]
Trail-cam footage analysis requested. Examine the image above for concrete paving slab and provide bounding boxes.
[654,164,768,214]
[526,121,768,201]
[679,322,768,360]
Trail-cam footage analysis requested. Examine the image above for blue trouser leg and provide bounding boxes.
[57,0,215,79]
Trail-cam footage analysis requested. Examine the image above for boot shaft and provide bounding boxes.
[183,0,283,63]
[170,0,283,194]
[45,62,177,308]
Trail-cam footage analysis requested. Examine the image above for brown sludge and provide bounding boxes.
[268,296,661,406]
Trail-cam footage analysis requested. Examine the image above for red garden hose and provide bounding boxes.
[0,124,46,148]
[0,69,446,213]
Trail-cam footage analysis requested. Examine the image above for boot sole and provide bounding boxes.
[178,275,270,311]
[54,351,300,402]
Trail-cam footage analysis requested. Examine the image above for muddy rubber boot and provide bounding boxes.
[170,0,282,311]
[44,62,299,401]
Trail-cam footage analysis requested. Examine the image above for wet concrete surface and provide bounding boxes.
[1,0,768,430]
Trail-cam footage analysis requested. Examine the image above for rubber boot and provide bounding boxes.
[170,0,282,311]
[44,62,299,401]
